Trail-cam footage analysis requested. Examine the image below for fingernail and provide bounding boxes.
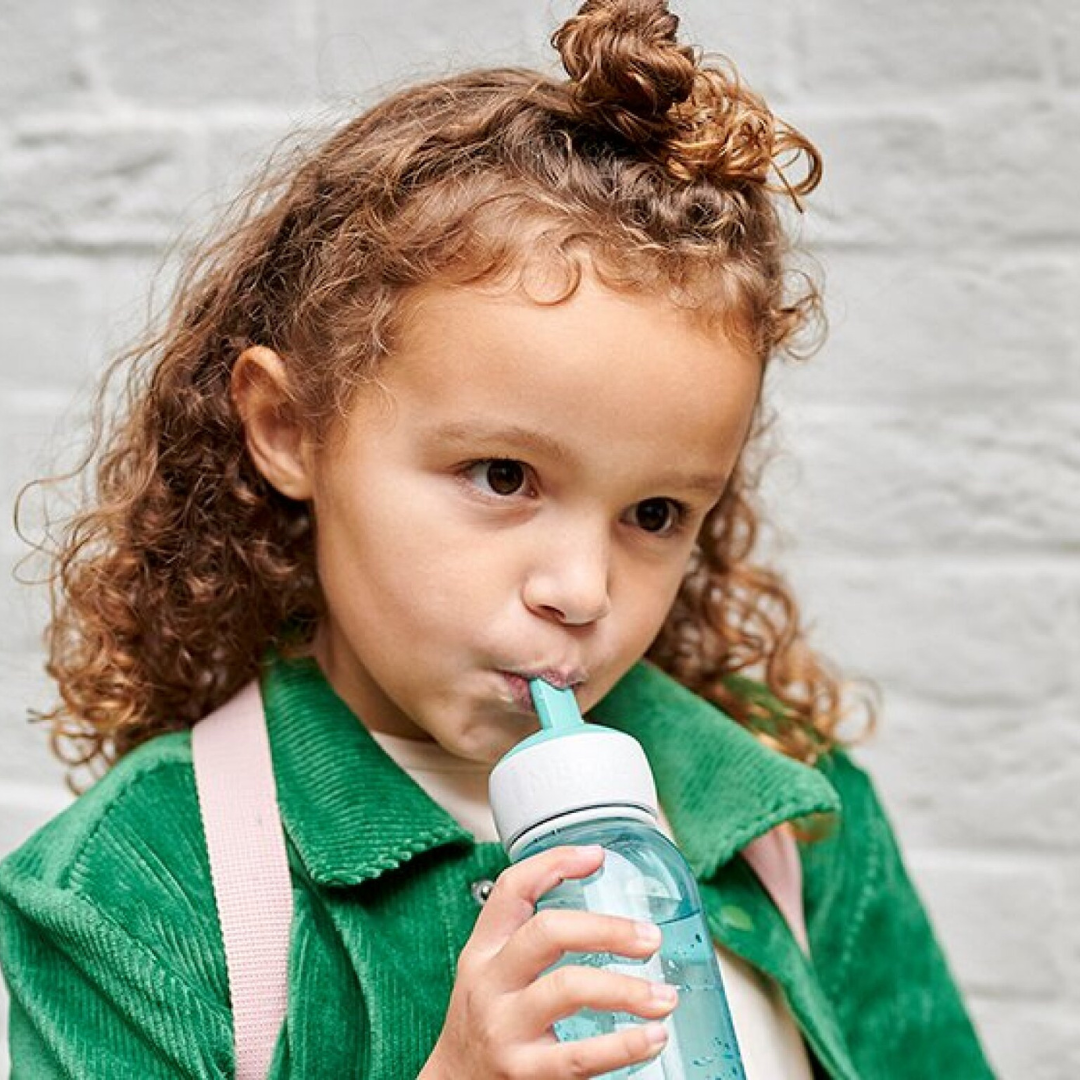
[576,845,603,858]
[651,983,678,1006]
[636,921,661,947]
[644,1022,668,1046]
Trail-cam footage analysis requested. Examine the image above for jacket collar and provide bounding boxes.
[261,653,840,888]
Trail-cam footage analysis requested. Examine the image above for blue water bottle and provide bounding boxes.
[488,679,747,1080]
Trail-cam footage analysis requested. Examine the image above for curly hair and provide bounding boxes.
[23,0,874,787]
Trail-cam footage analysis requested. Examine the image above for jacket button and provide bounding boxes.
[470,879,495,906]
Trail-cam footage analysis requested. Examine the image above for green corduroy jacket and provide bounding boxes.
[0,654,996,1079]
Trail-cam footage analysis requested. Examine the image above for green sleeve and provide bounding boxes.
[0,871,232,1078]
[0,739,238,1078]
[805,752,998,1079]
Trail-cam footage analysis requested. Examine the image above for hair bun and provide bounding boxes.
[551,0,697,146]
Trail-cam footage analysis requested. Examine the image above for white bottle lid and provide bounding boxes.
[488,681,659,858]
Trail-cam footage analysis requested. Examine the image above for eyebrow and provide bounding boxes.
[428,420,730,497]
[431,420,571,461]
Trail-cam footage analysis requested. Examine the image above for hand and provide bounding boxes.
[420,844,675,1080]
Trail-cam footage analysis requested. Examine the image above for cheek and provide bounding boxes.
[629,535,696,604]
[318,483,499,615]
[616,559,687,645]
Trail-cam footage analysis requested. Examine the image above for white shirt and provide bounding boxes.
[367,728,814,1079]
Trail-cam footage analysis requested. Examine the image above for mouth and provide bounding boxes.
[498,669,587,712]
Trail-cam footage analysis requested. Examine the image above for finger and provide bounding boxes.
[522,964,679,1035]
[491,908,661,994]
[517,1020,669,1080]
[463,845,605,959]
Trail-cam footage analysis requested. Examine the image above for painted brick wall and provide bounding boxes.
[1,2,1076,1075]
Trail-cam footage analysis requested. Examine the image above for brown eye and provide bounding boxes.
[473,459,527,496]
[633,498,679,535]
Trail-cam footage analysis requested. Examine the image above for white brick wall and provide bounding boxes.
[1,1,1076,1075]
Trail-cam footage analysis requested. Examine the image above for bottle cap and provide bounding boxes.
[488,679,659,857]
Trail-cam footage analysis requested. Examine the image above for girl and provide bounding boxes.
[0,1,996,1077]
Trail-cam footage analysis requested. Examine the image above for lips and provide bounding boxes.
[516,668,587,690]
[499,669,587,711]
[500,673,536,711]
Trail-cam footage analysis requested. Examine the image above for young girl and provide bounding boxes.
[0,1,996,1077]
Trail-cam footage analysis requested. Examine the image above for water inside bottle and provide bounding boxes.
[550,908,746,1080]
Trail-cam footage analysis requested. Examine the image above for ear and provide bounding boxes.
[231,346,315,500]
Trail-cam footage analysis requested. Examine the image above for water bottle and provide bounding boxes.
[489,678,747,1080]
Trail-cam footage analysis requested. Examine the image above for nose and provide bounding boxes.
[521,521,612,627]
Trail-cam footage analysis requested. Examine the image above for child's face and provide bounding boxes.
[305,269,760,763]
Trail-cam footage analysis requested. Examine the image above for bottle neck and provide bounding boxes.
[507,803,659,861]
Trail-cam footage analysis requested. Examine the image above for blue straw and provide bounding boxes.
[528,678,583,732]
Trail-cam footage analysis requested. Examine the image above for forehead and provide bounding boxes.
[365,272,761,483]
[394,265,757,384]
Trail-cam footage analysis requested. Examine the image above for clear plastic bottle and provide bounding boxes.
[489,680,747,1080]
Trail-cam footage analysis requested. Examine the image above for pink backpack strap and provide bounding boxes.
[740,824,809,953]
[192,680,293,1079]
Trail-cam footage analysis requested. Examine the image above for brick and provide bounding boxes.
[323,0,789,104]
[0,568,49,657]
[202,119,324,211]
[0,0,1073,1067]
[88,252,184,360]
[0,779,72,859]
[0,655,71,788]
[317,0,537,99]
[763,403,1080,553]
[939,99,1080,245]
[0,2,86,112]
[798,0,1045,95]
[784,109,949,248]
[96,0,314,106]
[1053,3,1080,86]
[1057,855,1080,966]
[670,0,789,99]
[0,126,199,251]
[0,263,94,389]
[968,998,1079,1080]
[0,543,50,653]
[777,560,1078,705]
[856,695,1080,853]
[908,857,1065,998]
[767,253,1080,406]
[0,396,88,557]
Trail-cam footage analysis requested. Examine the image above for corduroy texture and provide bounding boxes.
[0,654,996,1078]
[201,675,810,1073]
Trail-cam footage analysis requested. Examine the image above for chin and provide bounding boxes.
[454,717,536,766]
[444,739,501,767]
